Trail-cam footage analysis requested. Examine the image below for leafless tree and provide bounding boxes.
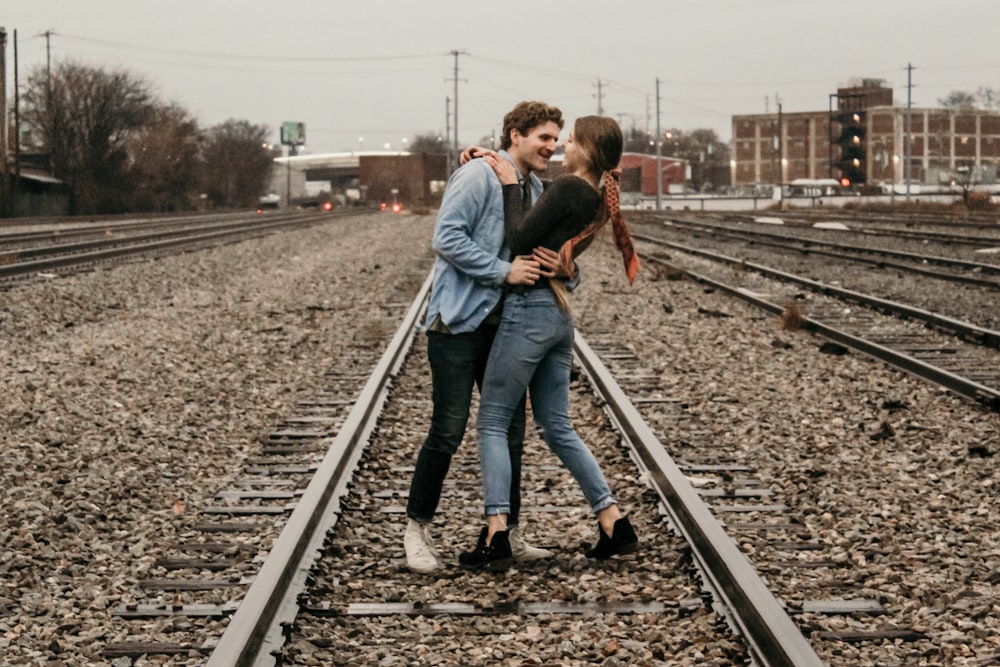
[21,61,155,214]
[938,91,978,111]
[632,127,731,191]
[199,119,274,208]
[407,133,447,154]
[127,103,201,211]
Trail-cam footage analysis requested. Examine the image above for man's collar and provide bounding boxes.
[498,149,531,183]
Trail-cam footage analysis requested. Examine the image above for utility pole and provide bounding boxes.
[13,29,21,217]
[1,27,8,218]
[42,29,53,79]
[776,94,783,203]
[42,29,54,164]
[41,29,53,114]
[595,79,605,115]
[905,62,913,202]
[447,50,467,174]
[655,78,662,210]
[445,96,451,173]
[452,50,459,164]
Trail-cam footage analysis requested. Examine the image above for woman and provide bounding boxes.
[459,116,641,571]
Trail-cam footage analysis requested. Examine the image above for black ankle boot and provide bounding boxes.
[585,517,639,559]
[459,526,513,571]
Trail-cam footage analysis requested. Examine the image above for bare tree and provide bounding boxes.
[938,91,977,110]
[645,127,731,192]
[407,133,447,154]
[623,126,655,154]
[21,61,155,214]
[199,119,274,208]
[976,87,1000,110]
[127,103,201,211]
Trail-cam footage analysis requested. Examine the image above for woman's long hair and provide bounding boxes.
[551,116,637,311]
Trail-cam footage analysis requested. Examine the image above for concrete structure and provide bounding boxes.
[268,151,448,209]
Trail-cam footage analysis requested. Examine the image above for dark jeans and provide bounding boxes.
[406,326,526,525]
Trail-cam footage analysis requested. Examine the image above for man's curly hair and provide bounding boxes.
[500,101,564,150]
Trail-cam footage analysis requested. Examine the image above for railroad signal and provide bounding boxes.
[833,110,866,186]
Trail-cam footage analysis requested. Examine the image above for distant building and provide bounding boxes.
[358,153,447,208]
[867,106,1000,186]
[268,151,448,209]
[548,152,687,195]
[731,79,1000,188]
[732,110,832,186]
[2,153,70,217]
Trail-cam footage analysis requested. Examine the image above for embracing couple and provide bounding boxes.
[404,100,641,573]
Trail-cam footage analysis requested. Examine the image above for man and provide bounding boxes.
[404,101,564,573]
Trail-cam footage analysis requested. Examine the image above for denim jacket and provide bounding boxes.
[426,151,542,334]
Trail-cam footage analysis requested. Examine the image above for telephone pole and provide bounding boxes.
[452,50,459,162]
[1,28,9,217]
[905,62,914,202]
[445,96,451,173]
[776,93,783,202]
[655,78,662,210]
[447,50,467,174]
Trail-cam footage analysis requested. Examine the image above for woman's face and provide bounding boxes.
[562,131,579,171]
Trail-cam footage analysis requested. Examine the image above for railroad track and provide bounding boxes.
[99,269,842,666]
[749,207,1000,233]
[630,226,1000,412]
[16,206,979,665]
[0,210,349,286]
[651,216,1000,284]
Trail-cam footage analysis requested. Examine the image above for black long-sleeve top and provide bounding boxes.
[503,174,602,257]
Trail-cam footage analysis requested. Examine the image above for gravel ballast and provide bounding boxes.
[2,209,999,666]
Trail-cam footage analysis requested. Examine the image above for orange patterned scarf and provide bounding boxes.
[559,168,640,285]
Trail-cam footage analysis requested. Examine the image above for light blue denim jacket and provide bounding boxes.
[426,151,542,334]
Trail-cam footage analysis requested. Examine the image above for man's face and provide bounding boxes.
[508,121,561,175]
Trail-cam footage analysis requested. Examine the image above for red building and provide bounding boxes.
[620,153,687,195]
[547,152,686,195]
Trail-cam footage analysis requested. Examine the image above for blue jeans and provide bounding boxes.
[476,289,616,517]
[406,326,526,524]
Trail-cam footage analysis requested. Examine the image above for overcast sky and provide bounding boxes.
[5,1,998,155]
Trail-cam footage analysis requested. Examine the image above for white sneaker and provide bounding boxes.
[509,526,554,561]
[404,519,442,573]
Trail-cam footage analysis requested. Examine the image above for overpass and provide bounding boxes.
[268,151,447,209]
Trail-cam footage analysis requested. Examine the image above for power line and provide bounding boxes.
[57,33,445,63]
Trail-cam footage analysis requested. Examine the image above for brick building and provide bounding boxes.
[867,106,1000,186]
[548,152,687,195]
[732,110,832,186]
[731,79,1000,188]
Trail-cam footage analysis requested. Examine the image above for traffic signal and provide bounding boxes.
[839,177,851,188]
[833,111,866,185]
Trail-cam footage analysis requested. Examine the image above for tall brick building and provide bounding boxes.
[731,79,1000,188]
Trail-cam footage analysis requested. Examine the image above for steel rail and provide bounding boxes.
[646,256,1000,412]
[635,235,1000,350]
[0,211,316,257]
[573,334,826,667]
[0,211,257,244]
[205,271,432,667]
[0,215,339,280]
[728,210,1000,238]
[656,217,1000,278]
